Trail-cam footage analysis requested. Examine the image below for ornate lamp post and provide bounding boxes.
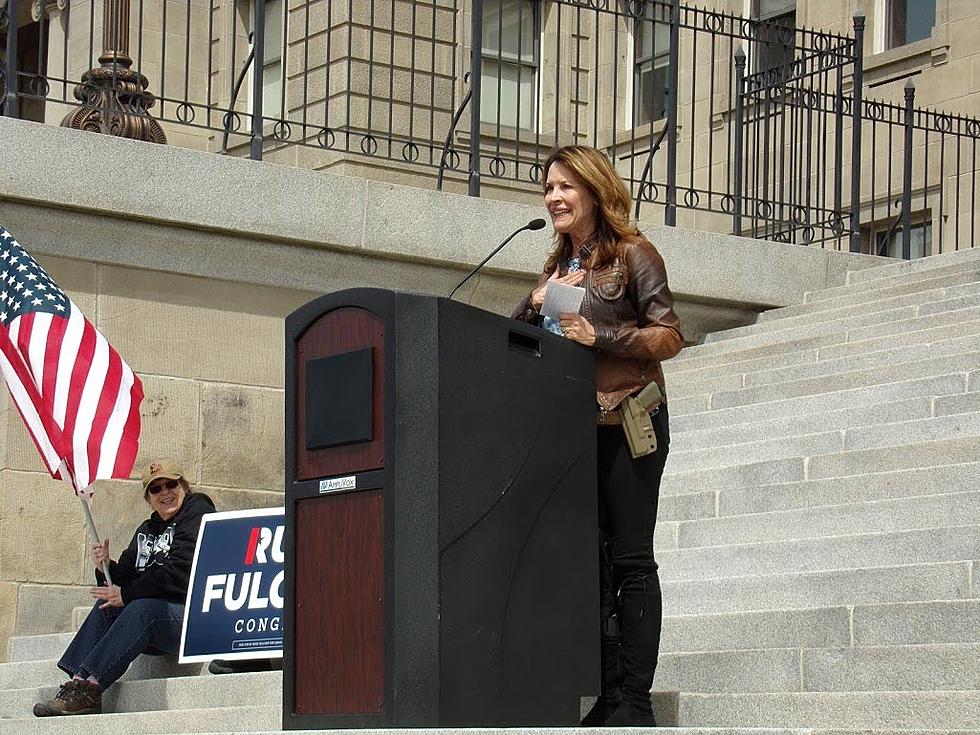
[60,0,166,143]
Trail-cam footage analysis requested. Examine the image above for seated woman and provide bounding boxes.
[34,459,215,717]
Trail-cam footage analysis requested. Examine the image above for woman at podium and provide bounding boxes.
[513,145,683,727]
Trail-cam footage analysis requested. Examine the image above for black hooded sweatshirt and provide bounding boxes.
[95,492,216,605]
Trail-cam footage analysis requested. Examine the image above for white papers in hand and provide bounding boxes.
[541,281,585,322]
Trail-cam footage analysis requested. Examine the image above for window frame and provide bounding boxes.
[480,0,541,132]
[245,0,285,122]
[882,0,937,51]
[861,210,933,259]
[874,220,932,259]
[632,1,671,128]
[749,0,797,77]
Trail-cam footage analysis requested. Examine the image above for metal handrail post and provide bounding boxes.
[3,0,18,118]
[848,9,865,252]
[732,47,746,236]
[468,0,483,197]
[250,0,266,160]
[664,0,680,226]
[901,78,915,259]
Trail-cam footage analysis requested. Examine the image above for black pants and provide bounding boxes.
[595,404,669,712]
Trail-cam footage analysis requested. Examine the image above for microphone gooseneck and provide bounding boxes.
[448,219,549,300]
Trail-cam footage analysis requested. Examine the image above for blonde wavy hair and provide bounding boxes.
[542,145,641,273]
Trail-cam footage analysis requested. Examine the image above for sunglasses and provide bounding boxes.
[148,479,179,495]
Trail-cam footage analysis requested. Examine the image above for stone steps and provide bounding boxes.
[655,247,980,735]
[662,435,980,496]
[703,351,980,412]
[0,656,203,691]
[673,691,980,729]
[668,410,980,474]
[704,303,917,351]
[669,395,930,450]
[667,427,843,474]
[661,599,980,653]
[0,704,280,735]
[667,305,980,375]
[753,275,980,329]
[659,461,980,522]
[671,490,980,549]
[692,278,980,362]
[17,647,975,718]
[661,560,974,615]
[670,331,980,401]
[749,266,980,330]
[657,643,980,693]
[808,434,980,480]
[819,322,980,364]
[664,322,980,399]
[669,372,967,425]
[849,598,980,646]
[938,390,980,416]
[660,522,980,579]
[806,251,980,304]
[844,244,980,285]
[8,633,76,664]
[708,277,980,345]
[0,670,280,719]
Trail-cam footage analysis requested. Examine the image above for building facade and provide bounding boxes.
[3,0,978,256]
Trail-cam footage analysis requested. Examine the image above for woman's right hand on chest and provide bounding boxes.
[530,269,586,310]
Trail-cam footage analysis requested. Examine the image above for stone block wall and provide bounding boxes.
[0,255,302,652]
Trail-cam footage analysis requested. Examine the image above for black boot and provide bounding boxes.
[581,612,623,725]
[607,571,662,727]
[583,536,625,726]
[604,700,657,727]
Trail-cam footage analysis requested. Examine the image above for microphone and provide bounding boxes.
[449,218,548,300]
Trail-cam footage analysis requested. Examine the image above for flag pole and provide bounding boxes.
[78,495,114,587]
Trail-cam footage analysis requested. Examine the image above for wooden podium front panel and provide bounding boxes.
[293,491,385,715]
[296,307,385,480]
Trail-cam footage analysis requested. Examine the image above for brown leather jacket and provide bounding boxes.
[513,236,683,416]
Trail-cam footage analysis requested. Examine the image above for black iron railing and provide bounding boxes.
[2,0,978,258]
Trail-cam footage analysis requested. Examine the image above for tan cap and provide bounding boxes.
[140,458,186,491]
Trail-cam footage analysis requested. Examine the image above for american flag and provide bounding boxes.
[0,226,143,495]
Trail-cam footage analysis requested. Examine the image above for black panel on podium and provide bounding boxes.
[283,289,598,729]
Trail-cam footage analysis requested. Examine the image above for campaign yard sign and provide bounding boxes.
[179,507,285,663]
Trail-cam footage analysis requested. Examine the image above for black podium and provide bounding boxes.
[283,289,598,729]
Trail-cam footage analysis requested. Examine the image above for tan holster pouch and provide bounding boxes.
[618,382,664,459]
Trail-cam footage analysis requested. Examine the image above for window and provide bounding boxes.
[633,2,670,126]
[885,0,936,49]
[481,0,538,130]
[751,0,796,75]
[254,0,283,119]
[1,14,49,122]
[862,216,932,259]
[247,0,284,118]
[875,221,932,259]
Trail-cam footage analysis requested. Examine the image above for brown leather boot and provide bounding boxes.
[33,680,102,716]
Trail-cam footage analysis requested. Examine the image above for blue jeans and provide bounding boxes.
[58,599,185,689]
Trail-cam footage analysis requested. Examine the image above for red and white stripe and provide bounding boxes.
[0,300,143,495]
